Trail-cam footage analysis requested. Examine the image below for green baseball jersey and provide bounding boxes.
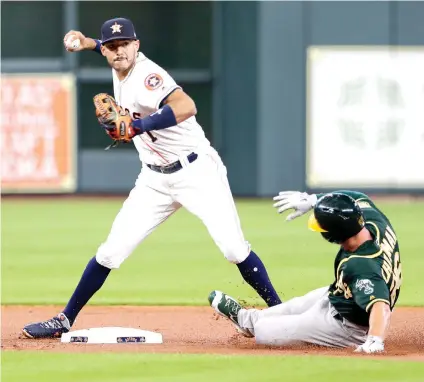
[322,191,402,327]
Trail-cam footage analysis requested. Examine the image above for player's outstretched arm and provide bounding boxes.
[368,301,392,339]
[161,89,197,124]
[131,89,196,134]
[63,30,98,52]
[355,301,391,354]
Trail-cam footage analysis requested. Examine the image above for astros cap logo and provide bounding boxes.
[110,22,122,34]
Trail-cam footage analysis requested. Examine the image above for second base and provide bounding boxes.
[61,327,163,344]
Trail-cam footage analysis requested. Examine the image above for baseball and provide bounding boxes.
[66,36,80,49]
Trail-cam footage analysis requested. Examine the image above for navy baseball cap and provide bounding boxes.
[100,17,137,44]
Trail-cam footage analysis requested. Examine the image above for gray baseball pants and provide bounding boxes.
[237,287,368,348]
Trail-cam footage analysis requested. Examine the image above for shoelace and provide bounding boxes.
[40,317,63,330]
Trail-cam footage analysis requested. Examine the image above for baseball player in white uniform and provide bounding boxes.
[22,17,281,339]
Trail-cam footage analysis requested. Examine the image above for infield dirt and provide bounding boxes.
[1,305,423,360]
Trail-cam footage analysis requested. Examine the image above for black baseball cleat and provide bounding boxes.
[22,313,71,339]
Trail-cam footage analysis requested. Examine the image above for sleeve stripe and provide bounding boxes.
[365,298,390,312]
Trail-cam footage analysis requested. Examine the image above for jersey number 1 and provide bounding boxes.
[146,132,157,142]
[129,111,158,142]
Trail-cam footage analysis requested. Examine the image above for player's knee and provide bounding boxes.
[95,243,130,269]
[96,252,122,269]
[222,241,250,264]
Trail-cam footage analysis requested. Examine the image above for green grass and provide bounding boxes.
[2,199,424,381]
[2,352,424,382]
[2,198,424,306]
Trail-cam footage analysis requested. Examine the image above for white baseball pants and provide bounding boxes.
[95,147,250,269]
[237,287,368,348]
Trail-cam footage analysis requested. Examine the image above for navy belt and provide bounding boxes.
[146,152,198,174]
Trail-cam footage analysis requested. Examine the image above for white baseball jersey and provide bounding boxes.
[112,52,211,165]
[96,51,250,272]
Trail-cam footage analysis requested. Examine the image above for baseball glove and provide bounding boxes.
[93,93,140,149]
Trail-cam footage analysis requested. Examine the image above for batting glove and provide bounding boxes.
[354,335,385,354]
[273,191,318,221]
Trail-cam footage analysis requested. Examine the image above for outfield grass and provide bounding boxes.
[2,198,424,381]
[2,352,424,382]
[2,198,423,306]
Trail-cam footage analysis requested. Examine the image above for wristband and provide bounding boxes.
[93,39,102,55]
[131,105,177,133]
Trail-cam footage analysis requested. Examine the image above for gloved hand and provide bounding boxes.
[273,191,318,221]
[354,335,385,354]
[93,93,142,149]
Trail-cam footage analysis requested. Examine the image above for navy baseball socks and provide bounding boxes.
[62,256,111,326]
[236,250,281,307]
[22,256,110,338]
[23,252,280,337]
